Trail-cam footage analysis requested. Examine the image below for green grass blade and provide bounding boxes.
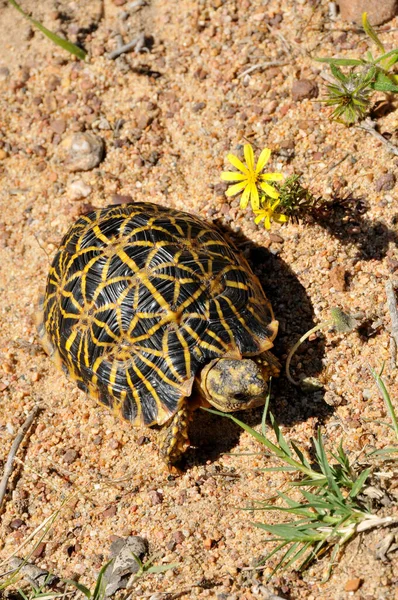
[314,430,344,499]
[283,541,313,572]
[349,467,371,499]
[314,57,364,66]
[92,561,113,600]
[271,541,302,575]
[290,441,312,470]
[261,466,297,472]
[258,540,291,569]
[65,580,92,598]
[374,48,398,66]
[371,368,398,441]
[261,381,271,437]
[269,412,292,457]
[8,0,87,60]
[362,12,385,53]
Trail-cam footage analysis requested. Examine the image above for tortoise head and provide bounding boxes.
[198,357,273,412]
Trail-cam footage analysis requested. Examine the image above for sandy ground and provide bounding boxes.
[0,0,398,598]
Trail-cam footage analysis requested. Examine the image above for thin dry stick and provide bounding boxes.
[357,119,398,157]
[108,33,145,59]
[385,279,398,369]
[238,60,288,79]
[0,406,41,511]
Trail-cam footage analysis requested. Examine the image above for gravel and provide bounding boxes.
[0,1,398,599]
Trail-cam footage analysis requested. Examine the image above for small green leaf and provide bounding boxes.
[330,307,357,333]
[371,71,398,93]
[65,580,92,599]
[315,57,364,66]
[370,368,398,441]
[8,0,87,60]
[329,63,349,84]
[362,12,385,53]
[374,48,398,67]
[349,468,371,499]
[92,560,113,600]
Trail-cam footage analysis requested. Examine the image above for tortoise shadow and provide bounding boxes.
[183,232,333,469]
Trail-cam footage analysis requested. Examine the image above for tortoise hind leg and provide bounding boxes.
[159,401,192,465]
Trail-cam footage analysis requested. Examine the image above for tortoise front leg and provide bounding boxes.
[159,401,192,465]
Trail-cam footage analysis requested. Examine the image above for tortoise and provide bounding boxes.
[37,202,280,464]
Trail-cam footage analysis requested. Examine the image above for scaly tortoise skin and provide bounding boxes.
[37,202,280,464]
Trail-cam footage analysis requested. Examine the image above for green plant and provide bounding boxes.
[66,561,111,600]
[204,374,398,580]
[14,574,61,600]
[274,174,321,223]
[66,553,177,600]
[316,13,398,124]
[8,0,86,60]
[285,307,357,386]
[125,553,178,588]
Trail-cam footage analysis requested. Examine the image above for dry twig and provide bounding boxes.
[238,60,288,79]
[357,119,398,158]
[385,280,398,369]
[0,405,41,511]
[108,33,146,59]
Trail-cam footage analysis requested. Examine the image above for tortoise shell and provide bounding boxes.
[38,202,278,427]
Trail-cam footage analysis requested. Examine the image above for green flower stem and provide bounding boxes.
[285,321,332,386]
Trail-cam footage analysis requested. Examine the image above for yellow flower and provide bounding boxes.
[253,198,289,230]
[220,144,283,210]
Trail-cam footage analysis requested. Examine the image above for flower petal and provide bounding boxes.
[244,144,255,171]
[240,184,251,209]
[274,213,289,224]
[255,148,271,173]
[226,153,249,175]
[225,181,247,197]
[264,215,271,230]
[254,213,265,224]
[270,199,280,210]
[261,172,284,182]
[250,183,260,210]
[260,182,279,199]
[220,171,248,182]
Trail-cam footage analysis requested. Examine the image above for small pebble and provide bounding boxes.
[63,449,78,464]
[58,132,105,172]
[291,79,319,101]
[148,490,163,505]
[68,179,93,201]
[344,577,362,592]
[192,101,207,113]
[375,172,396,192]
[172,530,185,544]
[102,505,117,518]
[337,0,397,25]
[329,265,347,292]
[32,542,46,558]
[9,519,25,530]
[0,67,10,81]
[50,119,67,135]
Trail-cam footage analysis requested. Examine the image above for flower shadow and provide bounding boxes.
[311,193,398,261]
